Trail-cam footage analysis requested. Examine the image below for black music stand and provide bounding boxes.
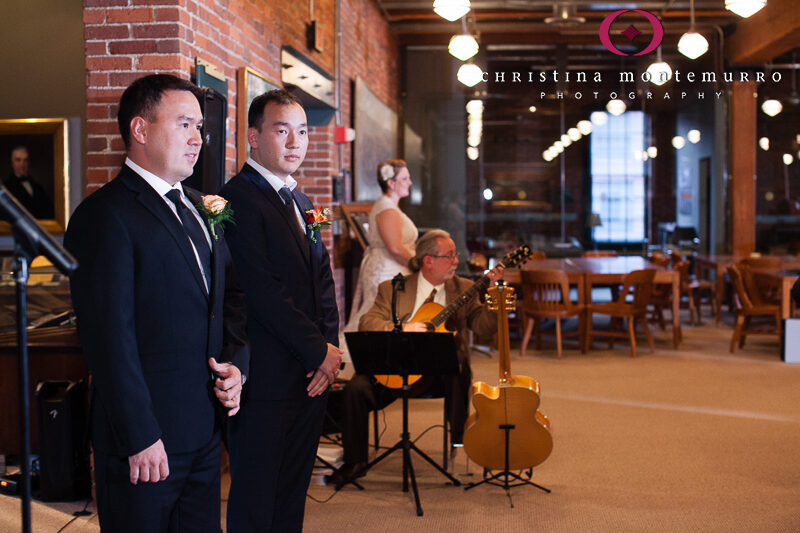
[345,331,461,516]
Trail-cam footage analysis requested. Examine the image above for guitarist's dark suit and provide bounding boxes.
[64,164,249,532]
[341,272,496,465]
[219,162,339,532]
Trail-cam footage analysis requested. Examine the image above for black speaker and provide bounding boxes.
[322,379,347,436]
[185,87,227,194]
[35,380,90,501]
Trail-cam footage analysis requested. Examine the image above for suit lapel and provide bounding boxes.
[240,164,310,265]
[118,168,209,298]
[185,187,220,301]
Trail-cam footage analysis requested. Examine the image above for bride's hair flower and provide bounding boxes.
[379,164,395,181]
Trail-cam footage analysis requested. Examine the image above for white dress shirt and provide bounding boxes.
[246,157,306,232]
[125,158,211,291]
[410,274,446,319]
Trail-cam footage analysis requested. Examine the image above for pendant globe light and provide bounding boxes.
[449,33,479,61]
[433,0,471,22]
[457,62,483,87]
[678,0,709,60]
[606,98,626,116]
[761,99,783,117]
[646,47,672,86]
[725,0,766,18]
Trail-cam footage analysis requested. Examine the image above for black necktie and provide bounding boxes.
[165,189,212,290]
[278,186,307,241]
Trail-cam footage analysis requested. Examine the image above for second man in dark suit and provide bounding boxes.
[220,90,342,532]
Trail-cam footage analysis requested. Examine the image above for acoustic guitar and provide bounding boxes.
[373,245,533,389]
[462,281,553,470]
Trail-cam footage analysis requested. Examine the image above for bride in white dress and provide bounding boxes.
[341,160,418,367]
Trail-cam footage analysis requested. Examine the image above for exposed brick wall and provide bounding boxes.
[82,0,398,327]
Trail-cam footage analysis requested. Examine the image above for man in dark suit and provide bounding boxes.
[220,89,342,532]
[4,145,54,218]
[64,74,249,533]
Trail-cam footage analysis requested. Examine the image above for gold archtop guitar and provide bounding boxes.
[374,245,533,389]
[462,281,553,470]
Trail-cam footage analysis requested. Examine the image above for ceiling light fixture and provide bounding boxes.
[589,111,607,126]
[448,33,479,61]
[687,129,701,144]
[544,2,586,26]
[678,0,709,60]
[725,0,766,18]
[761,99,783,117]
[646,47,672,86]
[647,146,658,158]
[528,106,537,113]
[672,136,686,149]
[560,134,572,147]
[577,120,593,135]
[567,127,581,142]
[783,153,794,166]
[433,0,471,22]
[606,98,626,116]
[457,62,483,87]
[467,147,479,160]
[758,137,770,151]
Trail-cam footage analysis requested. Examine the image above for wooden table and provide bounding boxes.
[695,255,800,324]
[506,256,681,349]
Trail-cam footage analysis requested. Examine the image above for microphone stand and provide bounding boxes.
[13,245,31,533]
[0,187,78,533]
[390,273,406,333]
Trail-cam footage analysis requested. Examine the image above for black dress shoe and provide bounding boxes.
[325,462,367,489]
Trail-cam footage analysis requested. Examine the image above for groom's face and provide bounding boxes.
[248,102,308,181]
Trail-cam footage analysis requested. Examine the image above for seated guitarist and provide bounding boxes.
[327,229,503,488]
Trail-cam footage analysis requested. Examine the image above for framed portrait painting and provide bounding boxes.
[237,67,281,170]
[0,118,68,234]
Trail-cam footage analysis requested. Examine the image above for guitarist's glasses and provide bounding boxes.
[429,252,459,262]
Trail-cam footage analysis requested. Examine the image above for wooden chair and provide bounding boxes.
[586,269,656,358]
[726,264,781,353]
[739,255,782,272]
[582,250,619,258]
[519,270,585,358]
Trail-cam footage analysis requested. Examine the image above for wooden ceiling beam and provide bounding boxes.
[726,1,800,65]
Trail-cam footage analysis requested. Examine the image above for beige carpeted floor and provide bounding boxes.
[3,313,800,532]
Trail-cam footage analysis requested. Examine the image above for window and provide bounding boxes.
[590,111,647,243]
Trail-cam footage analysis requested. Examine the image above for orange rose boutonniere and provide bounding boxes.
[304,207,331,243]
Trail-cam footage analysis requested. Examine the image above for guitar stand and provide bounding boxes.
[463,424,550,506]
[339,377,461,516]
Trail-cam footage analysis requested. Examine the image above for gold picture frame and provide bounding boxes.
[0,118,69,234]
[236,67,281,170]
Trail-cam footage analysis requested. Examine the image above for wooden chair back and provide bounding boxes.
[583,250,619,258]
[520,269,575,316]
[727,264,754,312]
[617,269,656,312]
[739,256,781,272]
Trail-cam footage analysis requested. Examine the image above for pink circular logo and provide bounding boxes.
[598,10,664,56]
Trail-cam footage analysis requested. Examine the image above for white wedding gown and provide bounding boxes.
[339,195,418,371]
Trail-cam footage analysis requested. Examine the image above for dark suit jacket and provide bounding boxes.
[359,272,496,365]
[4,173,54,219]
[219,163,339,401]
[64,165,249,457]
